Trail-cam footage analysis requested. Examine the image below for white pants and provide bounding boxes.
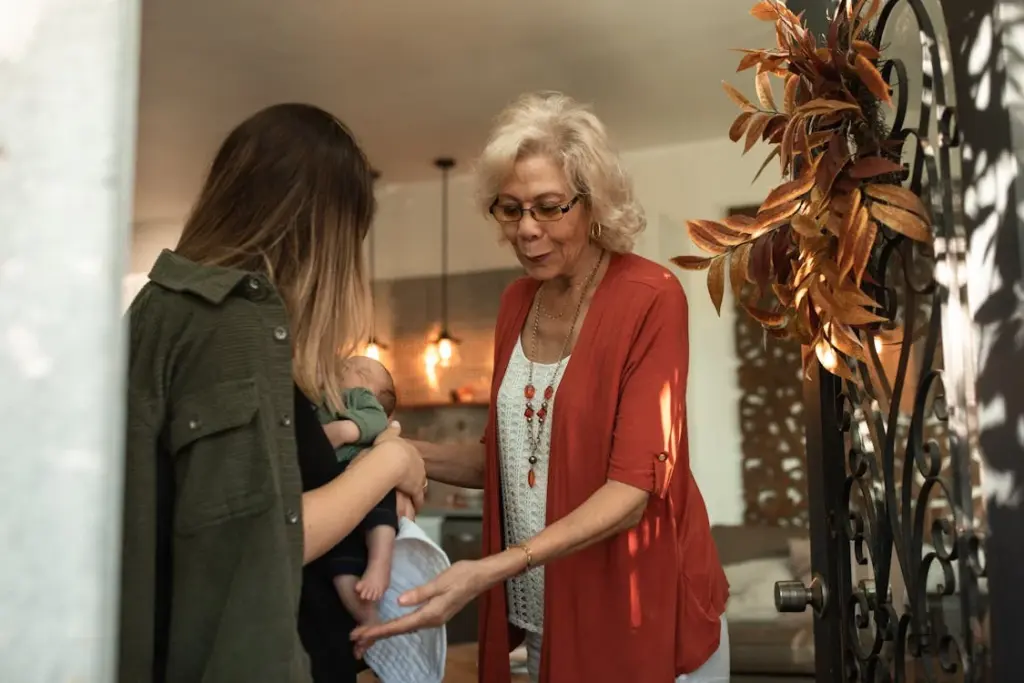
[523,616,730,682]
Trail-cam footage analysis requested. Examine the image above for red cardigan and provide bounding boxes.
[477,253,729,683]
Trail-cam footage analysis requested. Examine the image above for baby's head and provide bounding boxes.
[340,355,397,416]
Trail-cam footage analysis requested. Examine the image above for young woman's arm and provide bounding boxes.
[302,432,424,564]
[410,440,486,489]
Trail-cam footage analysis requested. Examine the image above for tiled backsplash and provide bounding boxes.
[372,267,522,407]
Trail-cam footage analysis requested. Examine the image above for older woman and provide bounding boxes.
[353,92,730,683]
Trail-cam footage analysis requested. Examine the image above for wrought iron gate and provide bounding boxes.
[774,1,1024,682]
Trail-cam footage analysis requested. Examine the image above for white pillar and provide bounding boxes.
[0,1,140,681]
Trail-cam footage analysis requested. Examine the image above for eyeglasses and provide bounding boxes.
[489,196,580,224]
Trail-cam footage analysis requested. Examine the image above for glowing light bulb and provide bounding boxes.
[873,336,883,354]
[437,336,454,367]
[364,341,381,361]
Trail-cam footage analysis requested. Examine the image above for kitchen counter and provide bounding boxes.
[418,505,483,519]
[357,643,530,683]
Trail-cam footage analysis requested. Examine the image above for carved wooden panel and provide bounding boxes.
[728,204,809,528]
[735,303,809,527]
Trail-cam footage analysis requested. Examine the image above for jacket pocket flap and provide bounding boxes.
[168,378,259,454]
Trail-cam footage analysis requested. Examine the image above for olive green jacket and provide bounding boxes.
[120,250,310,683]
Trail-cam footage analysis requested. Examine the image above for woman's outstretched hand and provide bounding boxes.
[351,554,519,657]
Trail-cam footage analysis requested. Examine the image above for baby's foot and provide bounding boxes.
[335,574,379,626]
[356,564,390,602]
[351,596,380,627]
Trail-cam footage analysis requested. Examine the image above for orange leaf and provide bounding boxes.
[791,214,821,238]
[723,81,756,111]
[853,53,892,105]
[773,283,795,306]
[729,243,752,301]
[686,220,731,255]
[736,51,763,72]
[721,214,758,233]
[764,114,788,143]
[757,56,787,75]
[783,74,801,114]
[853,0,882,39]
[756,71,777,110]
[815,338,855,380]
[776,21,788,51]
[848,156,904,179]
[836,188,863,266]
[750,200,801,235]
[869,202,931,242]
[863,183,930,218]
[849,218,878,286]
[742,302,790,329]
[852,40,880,60]
[827,321,867,362]
[688,219,749,247]
[837,303,888,326]
[780,114,803,174]
[729,111,754,142]
[750,0,780,21]
[744,112,772,153]
[707,256,727,315]
[838,204,874,284]
[670,255,714,271]
[752,147,782,183]
[795,98,863,115]
[760,173,815,213]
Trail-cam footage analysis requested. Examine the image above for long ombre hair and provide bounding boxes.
[175,103,374,411]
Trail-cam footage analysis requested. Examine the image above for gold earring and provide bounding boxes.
[590,223,603,240]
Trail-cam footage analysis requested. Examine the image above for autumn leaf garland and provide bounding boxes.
[673,0,932,380]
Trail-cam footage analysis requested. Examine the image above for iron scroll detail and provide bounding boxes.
[826,0,988,681]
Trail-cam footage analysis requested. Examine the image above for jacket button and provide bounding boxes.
[188,419,201,431]
[285,509,300,525]
[280,414,292,427]
[273,326,288,341]
[245,277,267,301]
[656,453,668,462]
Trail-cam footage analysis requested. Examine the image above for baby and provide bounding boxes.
[318,355,399,625]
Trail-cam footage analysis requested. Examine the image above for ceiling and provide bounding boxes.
[134,0,774,223]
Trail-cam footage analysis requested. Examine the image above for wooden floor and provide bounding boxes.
[357,643,530,683]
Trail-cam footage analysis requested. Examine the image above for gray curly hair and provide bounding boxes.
[475,92,646,253]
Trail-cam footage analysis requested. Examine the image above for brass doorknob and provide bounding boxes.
[775,574,829,616]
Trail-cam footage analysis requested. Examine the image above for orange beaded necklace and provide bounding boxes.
[522,250,604,487]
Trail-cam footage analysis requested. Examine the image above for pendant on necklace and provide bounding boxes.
[527,455,538,487]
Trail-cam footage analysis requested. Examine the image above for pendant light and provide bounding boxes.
[364,169,386,361]
[429,157,459,368]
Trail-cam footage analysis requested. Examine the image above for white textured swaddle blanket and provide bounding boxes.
[363,517,451,683]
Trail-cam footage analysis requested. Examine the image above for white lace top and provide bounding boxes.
[496,337,568,634]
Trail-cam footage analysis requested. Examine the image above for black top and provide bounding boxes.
[293,384,363,683]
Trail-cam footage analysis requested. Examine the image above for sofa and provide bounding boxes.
[712,524,816,682]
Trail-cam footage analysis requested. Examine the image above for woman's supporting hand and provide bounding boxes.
[350,551,523,656]
[375,427,427,510]
[349,422,427,510]
[396,491,417,521]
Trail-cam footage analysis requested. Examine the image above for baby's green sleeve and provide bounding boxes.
[340,388,389,445]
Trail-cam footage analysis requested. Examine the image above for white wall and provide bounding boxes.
[128,136,782,524]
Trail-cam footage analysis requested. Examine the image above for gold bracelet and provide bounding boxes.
[511,543,533,572]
